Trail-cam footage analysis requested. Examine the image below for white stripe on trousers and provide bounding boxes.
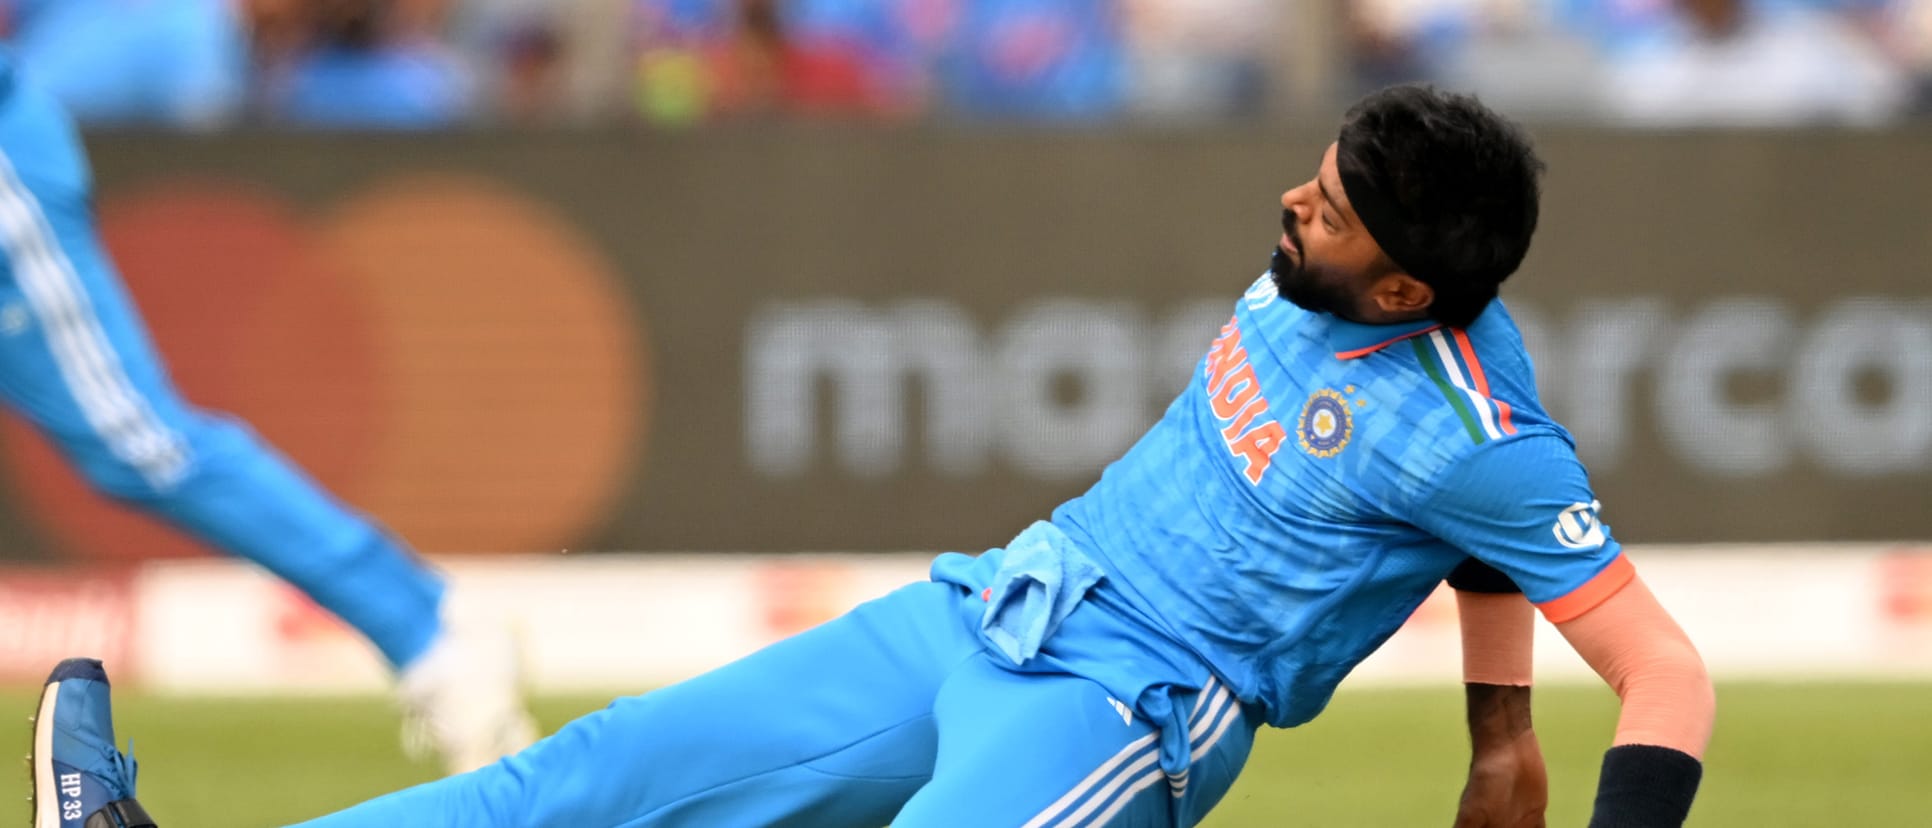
[1187,684,1233,744]
[1090,766,1176,826]
[0,151,188,487]
[1053,748,1162,827]
[1186,677,1220,726]
[1169,679,1230,790]
[1189,693,1241,764]
[1025,681,1246,827]
[1021,732,1159,828]
[1173,686,1243,800]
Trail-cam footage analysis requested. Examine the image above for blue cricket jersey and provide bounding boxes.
[1050,273,1630,728]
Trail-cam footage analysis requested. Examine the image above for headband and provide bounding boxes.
[1336,142,1442,283]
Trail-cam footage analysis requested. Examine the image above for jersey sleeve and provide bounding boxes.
[1406,432,1633,623]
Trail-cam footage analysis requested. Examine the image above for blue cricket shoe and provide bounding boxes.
[29,658,156,828]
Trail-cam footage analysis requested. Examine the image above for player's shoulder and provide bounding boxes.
[1388,301,1551,451]
[1325,300,1578,506]
[1457,301,1542,393]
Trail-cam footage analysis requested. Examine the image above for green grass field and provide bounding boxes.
[8,682,1928,826]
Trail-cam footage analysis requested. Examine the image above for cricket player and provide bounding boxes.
[35,83,1714,828]
[0,51,536,775]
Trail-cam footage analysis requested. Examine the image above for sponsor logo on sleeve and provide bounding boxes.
[1552,500,1606,550]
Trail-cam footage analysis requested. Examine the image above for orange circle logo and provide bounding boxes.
[0,175,648,559]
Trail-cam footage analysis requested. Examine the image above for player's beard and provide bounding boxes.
[1272,247,1357,319]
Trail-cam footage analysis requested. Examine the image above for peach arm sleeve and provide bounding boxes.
[1457,590,1535,687]
[1554,572,1715,759]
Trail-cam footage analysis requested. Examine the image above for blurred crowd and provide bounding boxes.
[1,0,1928,129]
[1355,0,1929,126]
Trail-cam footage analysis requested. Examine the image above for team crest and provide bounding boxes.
[1298,389,1353,458]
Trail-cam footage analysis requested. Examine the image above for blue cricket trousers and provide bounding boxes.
[295,579,1264,827]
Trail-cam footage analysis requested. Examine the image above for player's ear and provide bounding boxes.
[1369,272,1433,317]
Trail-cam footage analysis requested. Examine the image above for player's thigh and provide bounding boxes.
[507,580,981,827]
[897,664,1261,828]
[0,167,201,494]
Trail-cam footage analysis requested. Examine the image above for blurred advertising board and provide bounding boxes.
[0,568,133,681]
[0,129,1924,560]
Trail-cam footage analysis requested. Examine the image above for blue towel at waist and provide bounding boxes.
[975,520,1106,665]
[930,520,1241,815]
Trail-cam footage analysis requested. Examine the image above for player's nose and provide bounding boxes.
[1280,182,1312,218]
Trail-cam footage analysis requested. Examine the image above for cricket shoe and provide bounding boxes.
[397,601,539,775]
[29,658,156,828]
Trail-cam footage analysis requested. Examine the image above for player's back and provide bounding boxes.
[1052,273,1566,727]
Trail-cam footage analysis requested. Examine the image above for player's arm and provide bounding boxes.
[1407,433,1714,827]
[1449,559,1547,828]
[1550,569,1713,827]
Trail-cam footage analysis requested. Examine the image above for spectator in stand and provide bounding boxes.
[1857,0,1932,113]
[1433,1,1607,120]
[1909,1,1932,110]
[630,0,728,124]
[1340,0,1443,98]
[494,18,569,123]
[1119,0,1276,120]
[1597,0,1909,125]
[260,0,476,129]
[782,0,937,118]
[630,0,918,124]
[936,0,1126,122]
[447,0,632,126]
[1339,0,1583,112]
[709,0,880,117]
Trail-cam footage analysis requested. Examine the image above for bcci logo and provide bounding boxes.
[1298,389,1352,458]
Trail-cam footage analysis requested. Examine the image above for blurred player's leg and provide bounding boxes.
[293,581,978,828]
[892,660,1263,827]
[0,78,531,773]
[393,595,540,774]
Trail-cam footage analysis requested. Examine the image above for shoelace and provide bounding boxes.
[100,742,139,799]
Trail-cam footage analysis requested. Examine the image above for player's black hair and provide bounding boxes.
[1336,85,1543,329]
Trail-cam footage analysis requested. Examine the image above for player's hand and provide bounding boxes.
[1452,728,1548,828]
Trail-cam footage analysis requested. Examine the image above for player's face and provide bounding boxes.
[1270,143,1403,323]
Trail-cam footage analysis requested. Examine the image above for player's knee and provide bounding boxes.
[59,411,223,500]
[69,452,184,503]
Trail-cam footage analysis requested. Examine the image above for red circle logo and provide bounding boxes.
[1,175,649,559]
